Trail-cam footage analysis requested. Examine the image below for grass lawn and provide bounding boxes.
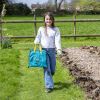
[0,49,20,99]
[62,38,100,47]
[0,42,86,100]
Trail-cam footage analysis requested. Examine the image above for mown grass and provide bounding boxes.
[0,42,85,100]
[1,37,100,99]
[16,49,85,100]
[0,49,20,99]
[62,38,100,47]
[1,40,100,100]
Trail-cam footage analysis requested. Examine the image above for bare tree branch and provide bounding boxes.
[58,0,64,10]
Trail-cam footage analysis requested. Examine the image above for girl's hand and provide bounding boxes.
[57,49,62,56]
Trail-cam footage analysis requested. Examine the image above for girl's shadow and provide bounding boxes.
[54,82,72,91]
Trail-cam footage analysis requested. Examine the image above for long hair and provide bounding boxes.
[43,12,55,36]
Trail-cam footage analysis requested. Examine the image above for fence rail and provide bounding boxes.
[2,34,100,40]
[1,19,100,23]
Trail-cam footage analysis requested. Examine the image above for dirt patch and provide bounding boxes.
[60,46,100,100]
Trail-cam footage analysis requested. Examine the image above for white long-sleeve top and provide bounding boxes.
[34,26,61,51]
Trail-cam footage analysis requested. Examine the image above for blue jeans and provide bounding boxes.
[43,48,56,89]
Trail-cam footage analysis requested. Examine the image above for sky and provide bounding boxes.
[15,0,48,8]
[15,0,71,8]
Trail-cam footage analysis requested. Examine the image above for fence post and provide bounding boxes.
[73,10,77,41]
[0,4,6,48]
[34,9,37,36]
[0,15,2,48]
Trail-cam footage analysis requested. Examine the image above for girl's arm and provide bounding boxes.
[34,27,41,44]
[55,27,62,55]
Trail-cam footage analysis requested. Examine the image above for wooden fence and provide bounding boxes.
[1,18,100,37]
[0,15,100,47]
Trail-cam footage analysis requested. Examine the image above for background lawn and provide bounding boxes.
[0,49,20,99]
[0,44,85,100]
[3,15,100,38]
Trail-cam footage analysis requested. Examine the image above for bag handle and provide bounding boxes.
[34,44,42,52]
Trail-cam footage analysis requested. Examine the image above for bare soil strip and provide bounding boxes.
[60,46,100,100]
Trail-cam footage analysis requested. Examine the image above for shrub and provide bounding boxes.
[2,37,12,49]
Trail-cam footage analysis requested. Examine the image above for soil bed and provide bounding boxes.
[60,46,100,100]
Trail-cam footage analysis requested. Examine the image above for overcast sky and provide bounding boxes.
[15,0,48,8]
[15,0,71,8]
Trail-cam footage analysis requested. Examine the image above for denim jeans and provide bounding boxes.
[43,48,56,89]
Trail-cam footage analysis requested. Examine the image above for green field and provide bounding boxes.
[0,43,85,100]
[0,15,100,100]
[3,15,100,37]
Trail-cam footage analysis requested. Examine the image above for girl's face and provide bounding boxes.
[45,15,53,27]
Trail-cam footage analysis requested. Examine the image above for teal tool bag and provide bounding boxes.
[28,44,47,68]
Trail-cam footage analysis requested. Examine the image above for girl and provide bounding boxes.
[34,12,62,93]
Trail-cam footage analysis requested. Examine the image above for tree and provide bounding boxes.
[0,0,14,13]
[0,0,5,13]
[55,0,57,11]
[54,0,64,11]
[6,3,31,16]
[58,0,64,10]
[69,0,100,14]
[79,0,100,13]
[45,0,54,10]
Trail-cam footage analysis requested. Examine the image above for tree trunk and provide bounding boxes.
[55,0,57,12]
[58,0,64,11]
